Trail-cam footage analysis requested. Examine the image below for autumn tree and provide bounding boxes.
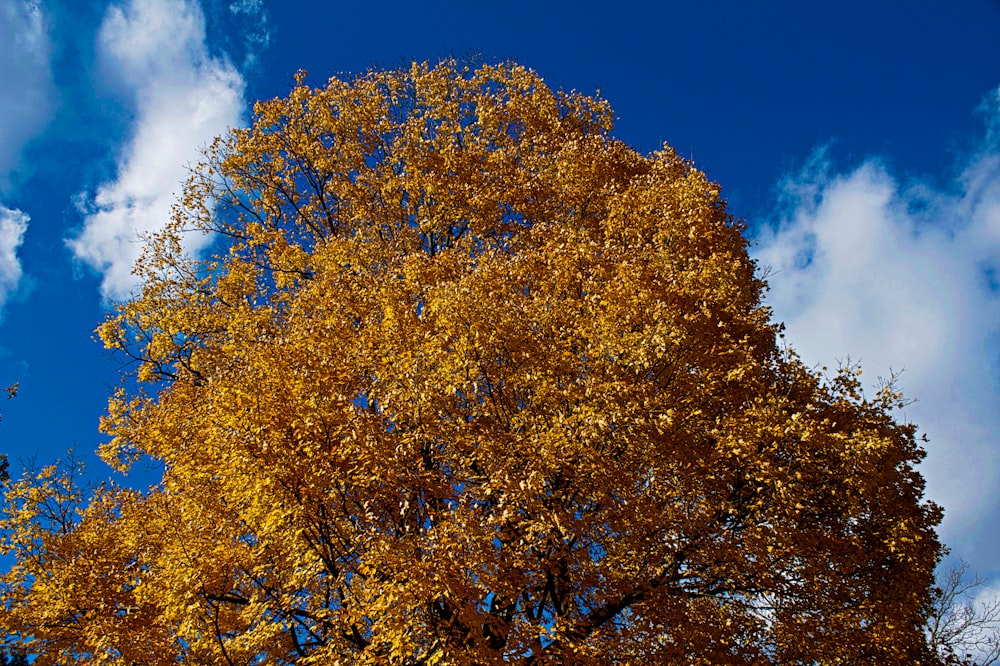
[0,60,942,664]
[0,385,29,666]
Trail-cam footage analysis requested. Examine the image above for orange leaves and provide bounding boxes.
[0,59,943,664]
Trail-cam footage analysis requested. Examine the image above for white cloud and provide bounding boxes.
[68,0,245,301]
[753,88,1000,569]
[0,206,28,308]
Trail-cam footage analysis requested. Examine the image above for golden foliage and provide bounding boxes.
[1,60,941,664]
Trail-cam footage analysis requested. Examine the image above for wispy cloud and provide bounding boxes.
[0,0,54,310]
[0,0,52,182]
[0,206,28,308]
[68,0,245,301]
[227,0,271,70]
[753,87,1000,568]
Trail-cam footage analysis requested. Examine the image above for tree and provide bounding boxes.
[928,560,1000,665]
[0,60,942,664]
[0,386,28,666]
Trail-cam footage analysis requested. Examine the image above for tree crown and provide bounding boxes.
[1,60,941,665]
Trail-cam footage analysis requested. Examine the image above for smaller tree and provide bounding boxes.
[928,560,1000,665]
[0,384,28,666]
[0,453,90,663]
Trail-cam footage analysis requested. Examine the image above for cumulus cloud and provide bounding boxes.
[68,0,245,301]
[0,206,28,308]
[753,88,1000,568]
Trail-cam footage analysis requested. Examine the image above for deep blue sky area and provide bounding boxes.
[258,2,1000,216]
[0,0,999,579]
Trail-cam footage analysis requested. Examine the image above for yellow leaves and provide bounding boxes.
[0,58,945,665]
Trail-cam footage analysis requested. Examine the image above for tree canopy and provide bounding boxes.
[0,60,942,664]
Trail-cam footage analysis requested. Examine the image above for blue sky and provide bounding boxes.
[0,0,998,590]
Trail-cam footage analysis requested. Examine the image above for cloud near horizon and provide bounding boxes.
[68,0,245,301]
[753,88,1000,569]
[0,0,53,309]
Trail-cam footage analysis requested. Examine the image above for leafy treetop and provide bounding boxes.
[0,60,941,665]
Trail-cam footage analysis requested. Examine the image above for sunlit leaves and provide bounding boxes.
[0,60,941,664]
